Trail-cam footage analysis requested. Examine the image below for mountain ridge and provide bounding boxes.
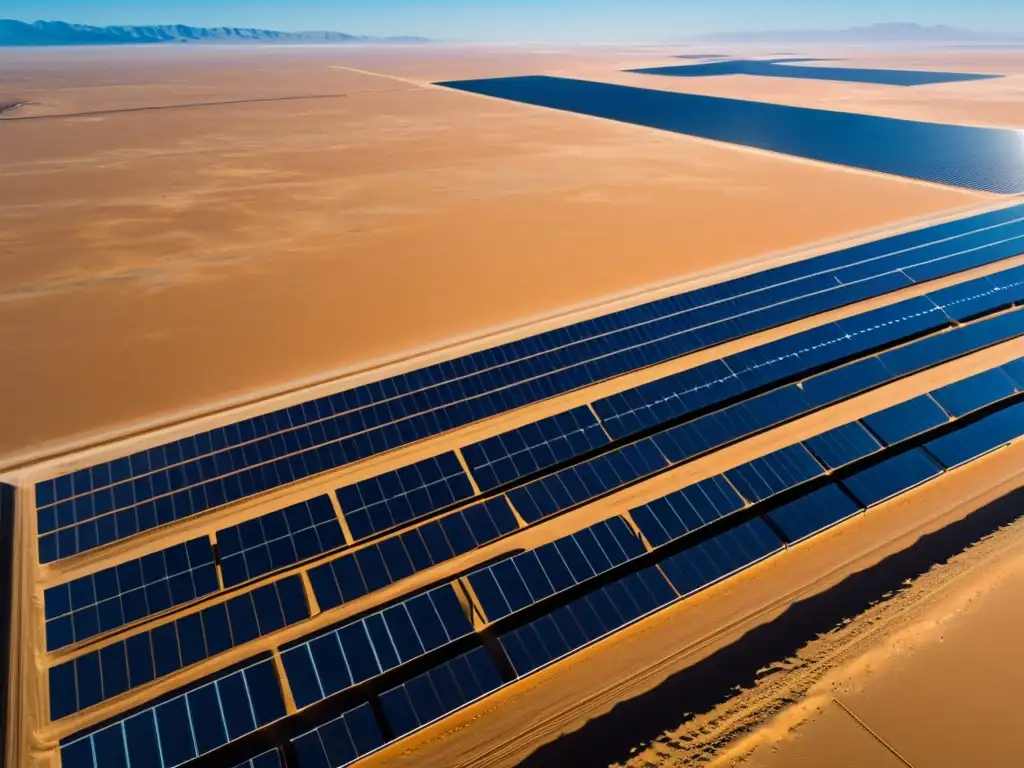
[0,19,430,46]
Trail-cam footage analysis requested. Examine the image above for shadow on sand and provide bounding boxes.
[518,485,1024,768]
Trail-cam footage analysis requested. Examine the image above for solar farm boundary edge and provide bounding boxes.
[7,197,1013,477]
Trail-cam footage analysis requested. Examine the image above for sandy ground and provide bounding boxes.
[0,44,985,465]
[4,43,1024,768]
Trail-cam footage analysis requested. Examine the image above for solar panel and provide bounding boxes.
[724,444,825,504]
[35,206,1024,562]
[308,497,519,612]
[841,449,943,508]
[498,564,677,678]
[231,750,283,768]
[766,484,864,543]
[439,75,1024,194]
[49,576,309,719]
[290,703,385,768]
[467,516,645,623]
[335,452,475,540]
[58,657,286,768]
[879,307,1024,378]
[925,400,1024,469]
[380,646,503,741]
[799,356,893,409]
[280,584,472,709]
[658,517,785,597]
[928,272,1023,322]
[630,475,745,548]
[803,421,883,470]
[861,395,950,446]
[217,495,343,587]
[506,438,667,524]
[461,406,611,491]
[44,537,217,651]
[929,365,1019,418]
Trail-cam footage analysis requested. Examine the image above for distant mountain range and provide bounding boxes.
[0,20,430,46]
[695,22,1018,44]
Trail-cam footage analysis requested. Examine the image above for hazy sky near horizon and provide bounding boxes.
[5,0,1019,41]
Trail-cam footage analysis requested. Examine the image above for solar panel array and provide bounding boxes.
[54,355,1024,768]
[217,495,343,587]
[467,516,646,622]
[44,537,217,651]
[50,576,309,719]
[308,496,518,612]
[290,703,385,768]
[461,406,611,491]
[36,205,1024,563]
[378,645,504,740]
[335,451,476,540]
[59,658,286,768]
[280,584,473,709]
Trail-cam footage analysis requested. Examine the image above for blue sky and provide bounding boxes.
[4,0,1019,41]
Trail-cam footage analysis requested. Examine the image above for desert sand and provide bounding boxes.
[4,43,1024,768]
[0,44,987,466]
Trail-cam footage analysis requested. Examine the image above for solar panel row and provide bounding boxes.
[280,584,473,709]
[378,645,504,741]
[630,475,745,548]
[50,576,309,719]
[335,451,476,541]
[45,537,217,651]
[218,495,343,587]
[499,563,679,678]
[290,703,385,768]
[461,405,611,492]
[59,657,286,768]
[36,206,1024,561]
[467,516,646,623]
[308,497,519,613]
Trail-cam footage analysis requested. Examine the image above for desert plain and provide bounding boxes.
[2,42,1024,768]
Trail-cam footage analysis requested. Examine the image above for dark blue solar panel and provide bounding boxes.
[724,444,825,504]
[803,421,883,470]
[630,475,745,548]
[498,564,676,678]
[630,58,1001,87]
[438,76,1024,193]
[43,537,217,651]
[468,516,645,623]
[280,584,472,709]
[879,307,1024,378]
[930,365,1019,418]
[506,437,667,524]
[925,400,1024,469]
[799,356,893,410]
[217,495,343,587]
[49,576,309,719]
[659,517,784,597]
[335,452,475,540]
[291,703,385,768]
[841,448,943,508]
[59,657,285,768]
[766,484,864,543]
[861,395,950,446]
[928,273,1023,323]
[308,497,519,612]
[36,205,1024,562]
[462,406,611,491]
[380,646,504,740]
